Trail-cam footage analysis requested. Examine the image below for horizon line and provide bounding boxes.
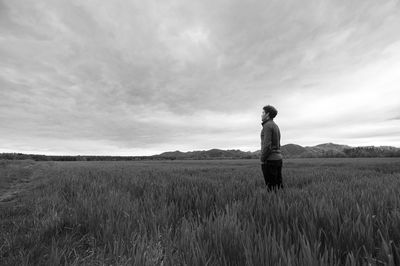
[1,142,399,157]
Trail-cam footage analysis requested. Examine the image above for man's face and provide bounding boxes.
[261,110,269,120]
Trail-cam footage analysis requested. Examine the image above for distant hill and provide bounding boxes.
[281,144,307,157]
[249,143,352,159]
[156,149,254,160]
[297,143,351,158]
[157,150,186,158]
[1,143,400,161]
[155,143,400,159]
[314,143,351,151]
[258,142,350,158]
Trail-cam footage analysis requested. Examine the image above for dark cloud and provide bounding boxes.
[1,0,400,154]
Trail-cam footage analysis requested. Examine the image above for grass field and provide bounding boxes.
[1,158,400,265]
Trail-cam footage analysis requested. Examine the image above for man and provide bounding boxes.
[260,105,283,190]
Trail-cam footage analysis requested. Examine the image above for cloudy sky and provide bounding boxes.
[1,0,400,156]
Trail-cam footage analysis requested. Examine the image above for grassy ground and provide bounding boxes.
[1,158,400,265]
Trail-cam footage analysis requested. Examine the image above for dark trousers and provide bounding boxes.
[261,160,283,190]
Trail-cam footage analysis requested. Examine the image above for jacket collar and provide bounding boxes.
[261,118,272,126]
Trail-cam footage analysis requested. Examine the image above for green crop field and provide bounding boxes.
[1,158,400,265]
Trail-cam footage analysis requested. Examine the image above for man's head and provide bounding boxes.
[262,105,278,120]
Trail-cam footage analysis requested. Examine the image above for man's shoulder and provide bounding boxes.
[263,120,275,128]
[263,120,280,130]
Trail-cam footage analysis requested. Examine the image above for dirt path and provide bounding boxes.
[0,161,49,205]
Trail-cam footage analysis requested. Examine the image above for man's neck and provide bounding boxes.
[261,118,272,125]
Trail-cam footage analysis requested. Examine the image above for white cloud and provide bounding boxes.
[1,0,400,155]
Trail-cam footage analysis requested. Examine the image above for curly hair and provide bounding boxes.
[263,105,278,119]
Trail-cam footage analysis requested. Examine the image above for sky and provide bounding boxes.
[1,0,400,156]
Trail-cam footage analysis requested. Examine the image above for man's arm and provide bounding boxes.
[260,125,272,162]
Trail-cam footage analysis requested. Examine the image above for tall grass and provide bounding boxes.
[1,158,400,265]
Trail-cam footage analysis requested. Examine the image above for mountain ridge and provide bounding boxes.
[155,143,400,159]
[1,143,400,161]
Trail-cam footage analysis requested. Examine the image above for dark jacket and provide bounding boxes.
[260,119,282,162]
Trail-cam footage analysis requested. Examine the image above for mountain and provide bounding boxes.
[157,150,186,159]
[154,143,400,159]
[281,144,307,157]
[156,149,254,160]
[259,143,350,158]
[299,143,351,158]
[314,143,351,151]
[2,143,400,161]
